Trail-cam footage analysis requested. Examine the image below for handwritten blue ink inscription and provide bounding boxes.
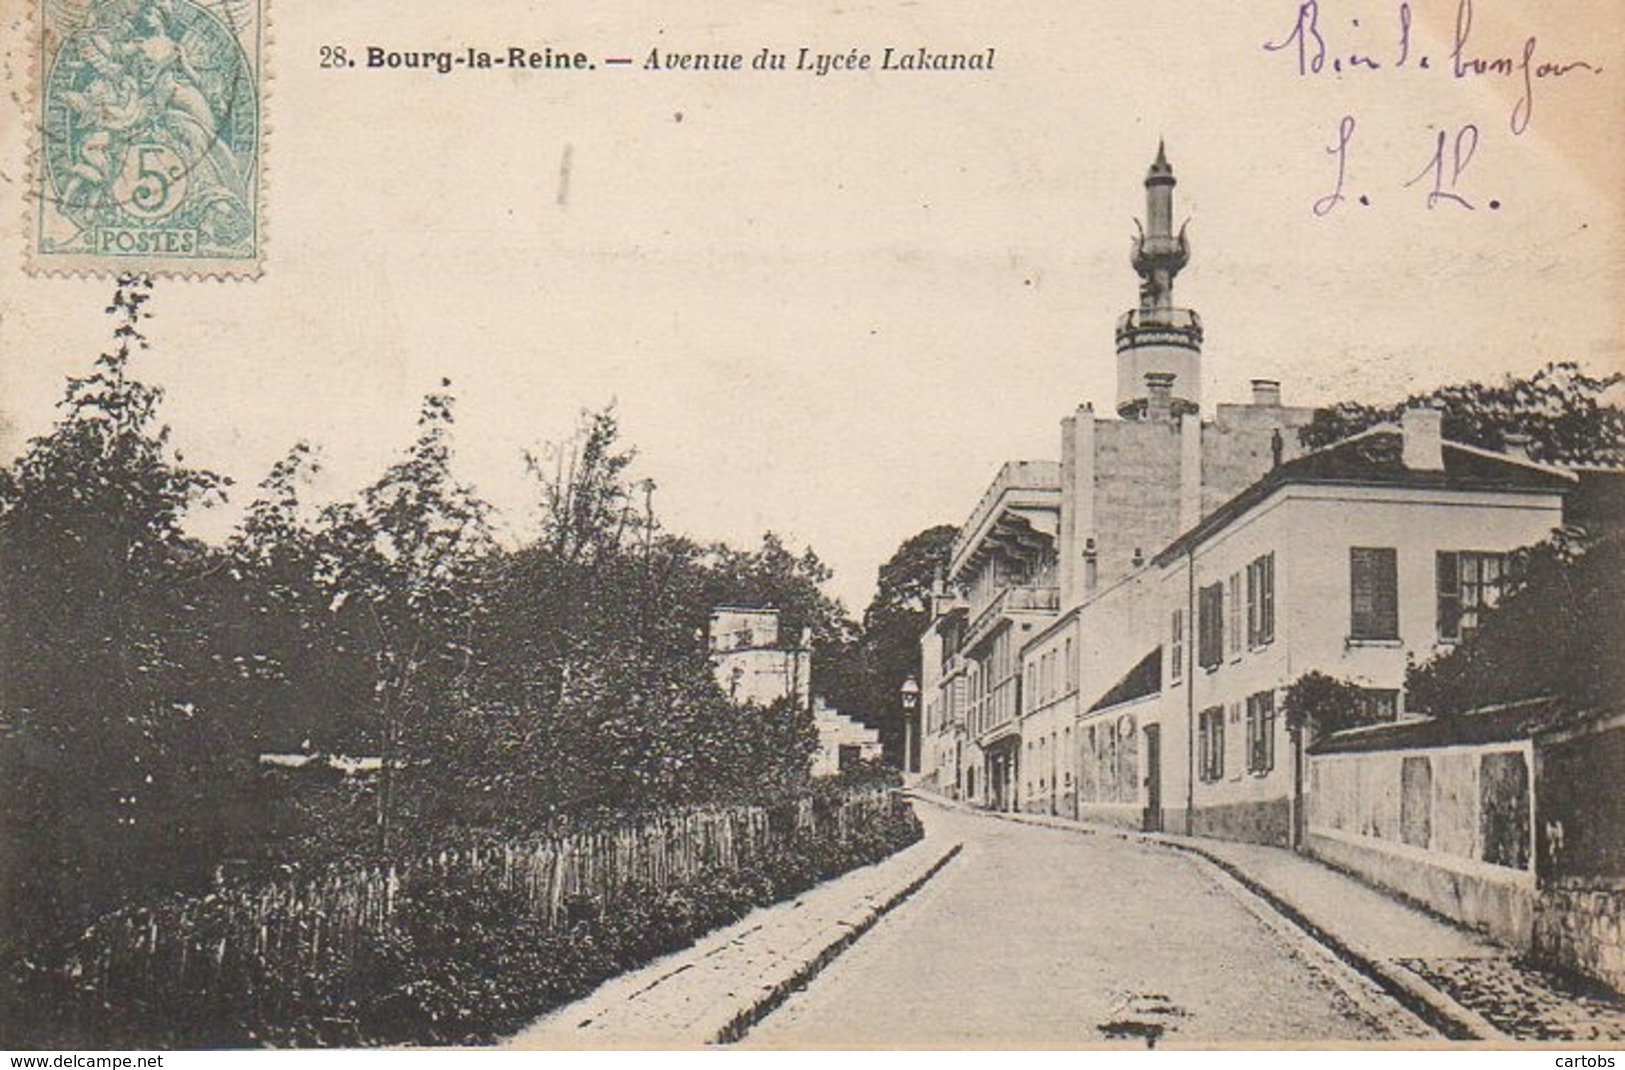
[1263,0,1603,216]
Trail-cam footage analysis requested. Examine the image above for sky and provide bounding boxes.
[2,0,1622,611]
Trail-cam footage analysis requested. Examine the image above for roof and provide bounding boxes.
[948,460,1061,580]
[1155,429,1574,566]
[1308,697,1606,755]
[1087,647,1163,713]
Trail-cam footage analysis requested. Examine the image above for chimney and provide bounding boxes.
[1145,371,1176,421]
[1503,431,1533,460]
[1401,406,1445,471]
[1251,378,1282,407]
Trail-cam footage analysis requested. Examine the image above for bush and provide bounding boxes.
[5,792,923,1049]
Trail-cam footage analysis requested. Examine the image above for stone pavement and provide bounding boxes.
[504,789,1622,1047]
[744,803,1431,1047]
[980,798,1625,1042]
[504,827,962,1048]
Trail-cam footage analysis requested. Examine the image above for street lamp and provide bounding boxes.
[899,675,920,775]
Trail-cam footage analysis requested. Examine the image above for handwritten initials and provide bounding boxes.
[1405,126,1479,210]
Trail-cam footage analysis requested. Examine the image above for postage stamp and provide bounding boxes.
[29,0,264,277]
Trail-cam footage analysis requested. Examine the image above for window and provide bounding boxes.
[1198,582,1224,670]
[1356,688,1400,722]
[1065,637,1075,692]
[1437,551,1507,642]
[1246,690,1276,774]
[1170,608,1184,683]
[1228,572,1243,656]
[1350,547,1399,640]
[1247,552,1276,646]
[1199,706,1225,782]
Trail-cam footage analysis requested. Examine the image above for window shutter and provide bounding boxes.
[1246,562,1258,647]
[1170,609,1183,682]
[1437,551,1461,642]
[1228,573,1242,656]
[1351,547,1399,639]
[1198,583,1224,669]
[1259,554,1276,644]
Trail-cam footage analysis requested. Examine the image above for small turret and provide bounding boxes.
[1132,140,1190,311]
[1116,143,1203,419]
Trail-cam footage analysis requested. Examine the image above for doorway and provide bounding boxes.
[1142,724,1163,832]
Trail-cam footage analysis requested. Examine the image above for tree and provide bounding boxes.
[0,275,230,936]
[700,532,859,701]
[1299,362,1625,464]
[494,407,649,718]
[313,382,496,851]
[1280,671,1389,738]
[1406,532,1623,717]
[858,525,958,762]
[470,411,831,823]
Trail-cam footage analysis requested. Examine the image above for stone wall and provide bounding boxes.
[1307,744,1536,948]
[1533,882,1625,994]
[1531,719,1625,992]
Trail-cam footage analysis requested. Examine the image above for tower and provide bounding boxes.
[1116,142,1203,419]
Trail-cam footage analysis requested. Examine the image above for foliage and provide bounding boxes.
[859,525,958,759]
[313,382,496,852]
[0,280,919,1048]
[0,274,234,946]
[1298,361,1625,464]
[1281,671,1390,737]
[1406,532,1624,717]
[7,791,922,1049]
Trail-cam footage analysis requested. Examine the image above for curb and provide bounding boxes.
[916,793,1505,1042]
[714,840,963,1044]
[508,828,963,1048]
[1151,836,1502,1042]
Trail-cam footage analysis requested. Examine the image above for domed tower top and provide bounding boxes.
[1115,143,1203,419]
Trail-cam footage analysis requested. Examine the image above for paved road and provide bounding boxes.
[744,803,1432,1047]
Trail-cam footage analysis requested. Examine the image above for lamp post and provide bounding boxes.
[899,675,920,775]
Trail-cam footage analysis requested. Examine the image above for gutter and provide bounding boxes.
[1185,544,1196,834]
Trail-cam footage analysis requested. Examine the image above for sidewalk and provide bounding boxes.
[974,798,1625,1043]
[505,825,961,1048]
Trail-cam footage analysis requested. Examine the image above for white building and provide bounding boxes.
[708,606,811,710]
[708,606,881,776]
[917,148,1577,846]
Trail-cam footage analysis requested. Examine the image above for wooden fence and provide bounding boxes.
[65,785,904,1033]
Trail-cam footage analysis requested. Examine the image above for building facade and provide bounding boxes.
[709,606,812,710]
[918,148,1575,847]
[708,606,881,776]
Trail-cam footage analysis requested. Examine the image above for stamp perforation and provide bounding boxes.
[24,0,268,279]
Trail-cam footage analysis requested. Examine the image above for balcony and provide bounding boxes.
[964,583,1060,651]
[948,461,1061,582]
[1115,306,1203,352]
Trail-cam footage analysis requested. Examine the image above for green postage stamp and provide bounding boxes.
[31,0,264,277]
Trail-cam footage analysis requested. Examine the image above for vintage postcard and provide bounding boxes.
[1,0,1622,1055]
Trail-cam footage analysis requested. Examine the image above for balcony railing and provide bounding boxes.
[965,584,1060,649]
[1115,307,1203,349]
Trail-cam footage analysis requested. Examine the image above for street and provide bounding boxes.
[744,802,1434,1047]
